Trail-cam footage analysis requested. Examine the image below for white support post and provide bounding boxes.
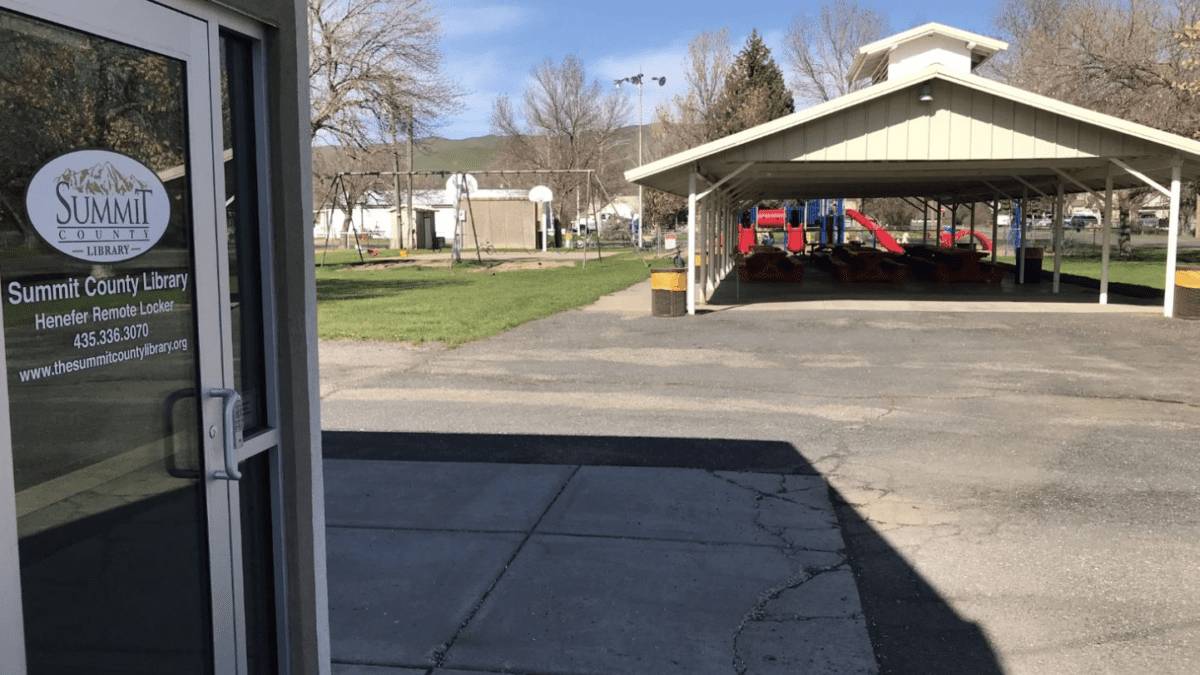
[991,197,998,263]
[1101,168,1112,305]
[1165,159,1183,317]
[922,199,929,244]
[701,196,710,301]
[708,196,716,296]
[1053,182,1063,293]
[1018,189,1027,284]
[687,173,697,315]
[722,201,728,276]
[727,200,735,276]
[705,194,715,289]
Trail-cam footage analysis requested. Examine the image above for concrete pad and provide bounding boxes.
[327,528,522,667]
[442,533,844,675]
[537,466,840,550]
[324,459,573,531]
[736,617,877,674]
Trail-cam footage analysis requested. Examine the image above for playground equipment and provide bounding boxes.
[846,208,993,253]
[807,198,846,246]
[938,227,993,252]
[785,208,805,253]
[845,210,904,253]
[739,202,845,253]
[737,211,757,254]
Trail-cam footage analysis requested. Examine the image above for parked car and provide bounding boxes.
[1068,214,1098,231]
[1026,212,1052,228]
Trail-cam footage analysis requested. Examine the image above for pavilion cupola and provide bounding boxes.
[847,23,1008,87]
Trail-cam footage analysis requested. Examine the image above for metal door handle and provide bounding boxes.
[208,388,243,480]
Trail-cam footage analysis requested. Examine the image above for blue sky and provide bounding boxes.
[435,0,1004,139]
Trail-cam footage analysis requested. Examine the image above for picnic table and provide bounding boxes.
[901,244,1005,283]
[736,247,805,283]
[816,244,909,283]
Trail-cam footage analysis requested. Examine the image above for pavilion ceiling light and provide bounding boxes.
[919,82,933,102]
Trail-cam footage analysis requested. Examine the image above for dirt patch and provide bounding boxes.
[352,260,417,271]
[472,260,575,273]
[339,258,577,273]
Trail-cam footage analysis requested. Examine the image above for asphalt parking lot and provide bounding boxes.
[320,272,1200,675]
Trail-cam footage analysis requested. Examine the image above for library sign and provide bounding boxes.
[26,149,170,263]
[10,150,190,385]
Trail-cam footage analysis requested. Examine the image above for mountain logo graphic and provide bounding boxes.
[56,162,151,196]
[26,149,172,263]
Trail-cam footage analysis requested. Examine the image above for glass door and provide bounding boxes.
[0,1,271,673]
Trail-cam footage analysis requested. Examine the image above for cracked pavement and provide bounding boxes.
[324,462,871,675]
[321,278,1200,674]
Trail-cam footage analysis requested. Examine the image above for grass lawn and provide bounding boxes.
[316,252,664,345]
[996,245,1200,290]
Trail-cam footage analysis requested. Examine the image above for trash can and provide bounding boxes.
[1176,266,1200,319]
[650,268,687,317]
[433,236,445,250]
[1015,246,1043,284]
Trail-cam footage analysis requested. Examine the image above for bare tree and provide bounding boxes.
[308,0,464,243]
[490,55,631,226]
[643,29,734,232]
[308,0,462,146]
[993,0,1200,231]
[783,0,888,106]
[994,0,1200,137]
[658,28,733,149]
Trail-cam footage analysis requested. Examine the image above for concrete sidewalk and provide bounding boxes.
[324,457,875,674]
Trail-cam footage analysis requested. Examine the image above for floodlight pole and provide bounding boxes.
[616,73,665,250]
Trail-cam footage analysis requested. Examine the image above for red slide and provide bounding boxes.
[845,209,904,253]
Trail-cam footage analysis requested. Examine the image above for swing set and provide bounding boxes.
[315,168,620,269]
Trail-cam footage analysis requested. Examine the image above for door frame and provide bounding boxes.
[0,1,287,672]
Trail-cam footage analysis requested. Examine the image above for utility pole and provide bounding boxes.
[390,104,403,250]
[407,105,415,250]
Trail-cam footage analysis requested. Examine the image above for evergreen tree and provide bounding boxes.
[713,30,795,138]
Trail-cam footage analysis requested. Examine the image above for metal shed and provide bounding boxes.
[626,23,1200,316]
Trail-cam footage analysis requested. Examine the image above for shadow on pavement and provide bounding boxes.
[322,430,816,474]
[831,487,1005,675]
[323,430,1005,674]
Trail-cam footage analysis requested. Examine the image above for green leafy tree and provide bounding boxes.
[712,30,795,138]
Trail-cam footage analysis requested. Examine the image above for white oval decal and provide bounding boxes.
[25,149,171,263]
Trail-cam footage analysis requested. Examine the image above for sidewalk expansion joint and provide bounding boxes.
[429,464,581,668]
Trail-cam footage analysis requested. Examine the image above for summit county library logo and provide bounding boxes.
[26,149,171,263]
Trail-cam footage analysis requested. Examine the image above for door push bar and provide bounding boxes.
[208,388,244,480]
